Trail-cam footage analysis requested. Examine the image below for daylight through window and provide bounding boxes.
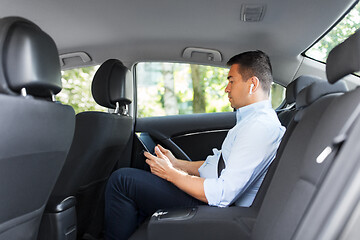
[305,2,360,62]
[136,62,285,118]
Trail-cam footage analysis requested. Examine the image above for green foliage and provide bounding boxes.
[137,63,283,118]
[271,83,285,109]
[202,66,232,113]
[306,3,360,62]
[57,66,107,114]
[59,63,284,118]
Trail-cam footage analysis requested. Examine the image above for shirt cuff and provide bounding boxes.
[204,178,227,207]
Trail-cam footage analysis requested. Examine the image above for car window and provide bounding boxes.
[58,66,107,114]
[305,2,360,62]
[136,62,285,118]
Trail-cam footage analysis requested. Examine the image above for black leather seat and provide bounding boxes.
[0,17,75,240]
[278,75,321,127]
[40,59,133,240]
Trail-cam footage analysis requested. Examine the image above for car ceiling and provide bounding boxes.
[0,0,357,86]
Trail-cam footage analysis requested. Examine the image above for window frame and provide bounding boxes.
[302,0,359,64]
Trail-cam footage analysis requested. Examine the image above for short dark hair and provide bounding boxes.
[227,50,273,94]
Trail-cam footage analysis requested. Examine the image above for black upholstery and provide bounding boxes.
[92,59,133,109]
[260,78,347,210]
[285,75,321,104]
[42,59,133,239]
[0,17,62,97]
[0,17,75,240]
[296,80,348,109]
[278,75,322,127]
[326,29,360,84]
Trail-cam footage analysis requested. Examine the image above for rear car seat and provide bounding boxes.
[292,28,360,240]
[278,75,321,127]
[251,79,347,212]
[131,30,360,240]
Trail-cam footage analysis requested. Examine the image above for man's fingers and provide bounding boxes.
[145,159,153,167]
[157,144,167,153]
[155,146,166,159]
[144,151,158,161]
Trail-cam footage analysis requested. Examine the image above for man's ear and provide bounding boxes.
[250,76,260,93]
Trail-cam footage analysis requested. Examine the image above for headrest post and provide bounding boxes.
[51,91,56,102]
[120,104,129,116]
[114,102,120,114]
[113,103,129,116]
[21,88,27,97]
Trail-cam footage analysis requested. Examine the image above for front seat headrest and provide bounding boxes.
[286,75,322,104]
[0,17,62,97]
[92,59,133,109]
[296,80,348,109]
[326,29,360,84]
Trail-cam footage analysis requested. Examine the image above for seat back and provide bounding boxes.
[252,30,359,240]
[0,17,75,240]
[278,75,321,127]
[48,59,133,238]
[250,78,347,211]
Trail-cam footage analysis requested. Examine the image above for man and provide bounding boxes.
[104,50,285,240]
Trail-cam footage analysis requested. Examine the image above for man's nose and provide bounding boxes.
[225,83,230,93]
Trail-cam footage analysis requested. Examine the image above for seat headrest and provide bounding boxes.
[92,59,133,109]
[286,75,322,104]
[326,29,360,84]
[0,17,62,97]
[296,80,348,109]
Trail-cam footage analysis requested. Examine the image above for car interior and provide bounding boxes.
[1,0,360,240]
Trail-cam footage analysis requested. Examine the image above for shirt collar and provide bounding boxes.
[236,100,272,123]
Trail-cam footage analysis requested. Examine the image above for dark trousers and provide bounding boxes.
[104,168,205,240]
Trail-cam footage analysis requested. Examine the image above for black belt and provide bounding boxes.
[217,153,225,177]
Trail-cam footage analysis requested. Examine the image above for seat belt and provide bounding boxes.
[217,153,225,177]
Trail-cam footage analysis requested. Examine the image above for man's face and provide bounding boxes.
[225,64,251,109]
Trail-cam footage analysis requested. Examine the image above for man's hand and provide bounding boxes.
[144,146,177,181]
[144,146,208,203]
[149,144,204,176]
[157,144,178,166]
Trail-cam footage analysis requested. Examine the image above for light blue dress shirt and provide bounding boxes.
[198,100,285,207]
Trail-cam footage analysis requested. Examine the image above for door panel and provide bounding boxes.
[134,112,236,162]
[171,130,228,161]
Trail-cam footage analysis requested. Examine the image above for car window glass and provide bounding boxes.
[58,66,107,114]
[305,2,360,63]
[136,62,285,118]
